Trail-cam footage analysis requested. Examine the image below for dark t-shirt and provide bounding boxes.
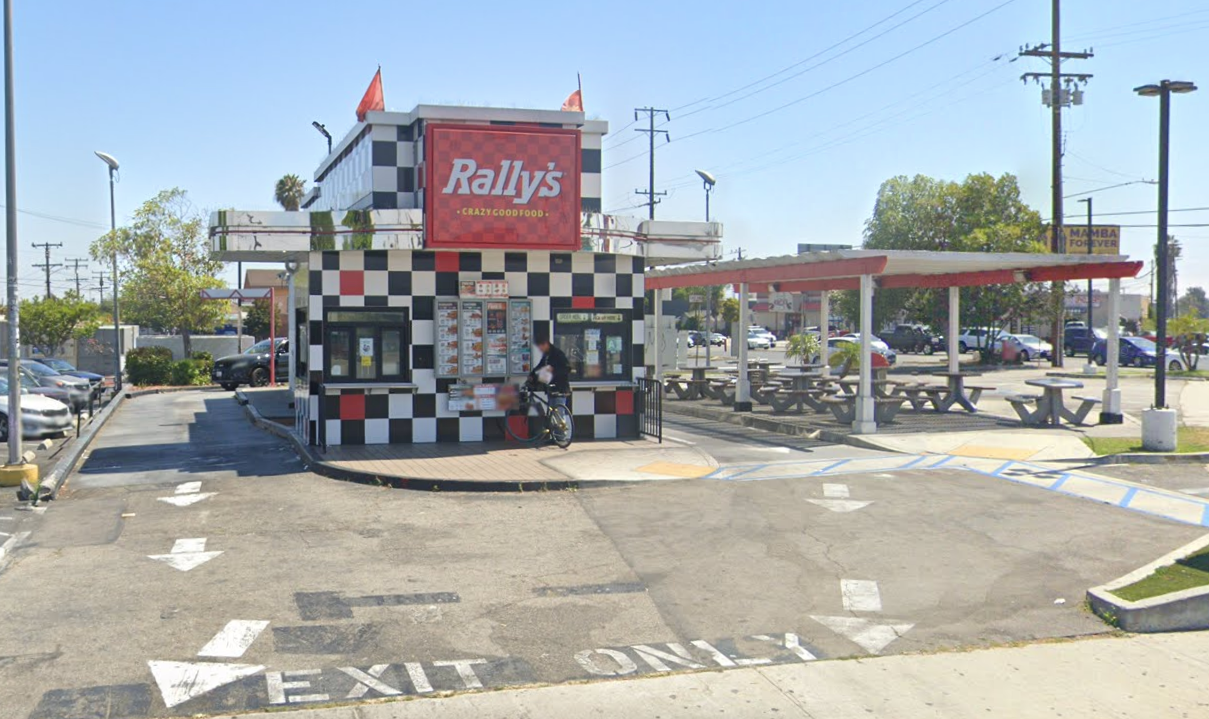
[532,345,571,393]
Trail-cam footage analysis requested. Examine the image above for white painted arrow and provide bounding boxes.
[810,615,914,654]
[148,660,264,708]
[148,538,222,572]
[158,493,217,507]
[807,499,872,513]
[176,481,203,495]
[197,620,270,658]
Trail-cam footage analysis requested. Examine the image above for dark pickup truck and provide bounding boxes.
[885,324,935,354]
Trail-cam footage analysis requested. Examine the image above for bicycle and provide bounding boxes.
[503,382,575,448]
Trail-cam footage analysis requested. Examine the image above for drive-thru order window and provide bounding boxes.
[324,309,410,382]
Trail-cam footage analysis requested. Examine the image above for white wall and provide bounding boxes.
[136,335,254,361]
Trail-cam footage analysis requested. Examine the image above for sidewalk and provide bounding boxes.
[209,630,1209,719]
[238,388,716,487]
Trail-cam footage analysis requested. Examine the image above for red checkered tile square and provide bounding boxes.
[339,270,364,296]
[340,394,366,420]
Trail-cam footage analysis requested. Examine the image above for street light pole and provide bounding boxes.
[696,170,717,369]
[1078,196,1093,353]
[1135,79,1197,410]
[4,0,21,463]
[95,151,122,392]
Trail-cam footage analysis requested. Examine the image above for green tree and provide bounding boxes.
[243,298,287,341]
[1178,286,1208,318]
[1169,313,1209,371]
[90,188,227,357]
[274,174,306,211]
[836,173,1046,343]
[720,297,740,326]
[20,293,102,356]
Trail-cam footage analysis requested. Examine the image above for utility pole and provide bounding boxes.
[633,107,669,219]
[65,257,88,296]
[31,241,62,297]
[1020,0,1092,367]
[93,270,108,305]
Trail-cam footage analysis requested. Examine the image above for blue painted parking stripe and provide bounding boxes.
[1048,474,1069,490]
[811,459,851,476]
[930,455,954,469]
[1202,504,1209,527]
[722,464,770,481]
[990,461,1015,477]
[897,455,930,470]
[1118,487,1139,507]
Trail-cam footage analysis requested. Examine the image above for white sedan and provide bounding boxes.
[995,333,1053,361]
[747,332,772,350]
[0,378,73,441]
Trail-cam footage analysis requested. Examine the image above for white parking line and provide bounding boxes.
[823,483,850,499]
[840,579,882,612]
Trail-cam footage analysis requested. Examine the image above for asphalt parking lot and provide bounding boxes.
[0,391,1200,719]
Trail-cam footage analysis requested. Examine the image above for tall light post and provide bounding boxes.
[1134,80,1196,412]
[4,0,21,465]
[1077,196,1094,365]
[696,169,716,367]
[94,151,122,391]
[312,121,332,154]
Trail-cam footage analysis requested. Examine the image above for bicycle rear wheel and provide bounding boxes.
[548,404,574,448]
[504,398,544,443]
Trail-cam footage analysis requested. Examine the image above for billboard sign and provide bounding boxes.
[1045,225,1121,255]
[770,292,794,313]
[425,123,581,250]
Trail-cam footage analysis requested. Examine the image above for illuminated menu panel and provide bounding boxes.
[436,300,460,378]
[508,300,532,375]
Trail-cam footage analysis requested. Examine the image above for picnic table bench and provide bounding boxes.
[821,395,907,424]
[1011,379,1101,426]
[889,381,947,411]
[767,388,832,414]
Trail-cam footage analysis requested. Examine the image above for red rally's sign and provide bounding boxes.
[424,123,581,250]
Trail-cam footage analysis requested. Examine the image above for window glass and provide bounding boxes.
[326,310,407,324]
[552,310,632,381]
[355,326,377,380]
[329,329,351,378]
[382,329,402,376]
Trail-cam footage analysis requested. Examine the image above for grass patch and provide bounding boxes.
[1082,426,1209,455]
[1110,545,1209,602]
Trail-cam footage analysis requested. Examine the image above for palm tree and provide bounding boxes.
[274,174,307,211]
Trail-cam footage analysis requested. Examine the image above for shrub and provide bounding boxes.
[126,346,174,386]
[169,359,208,386]
[190,351,213,379]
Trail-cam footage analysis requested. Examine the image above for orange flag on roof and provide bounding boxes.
[356,68,384,122]
[561,73,583,112]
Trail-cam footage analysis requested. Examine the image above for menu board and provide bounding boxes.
[509,300,533,375]
[460,300,485,375]
[436,300,460,378]
[484,301,509,376]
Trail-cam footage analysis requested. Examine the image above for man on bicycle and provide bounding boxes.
[529,335,571,404]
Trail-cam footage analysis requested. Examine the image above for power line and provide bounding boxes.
[65,257,88,295]
[0,204,107,229]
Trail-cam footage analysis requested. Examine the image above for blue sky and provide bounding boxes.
[5,0,1207,302]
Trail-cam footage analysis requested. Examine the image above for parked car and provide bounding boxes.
[885,324,934,354]
[955,328,1005,353]
[815,334,897,365]
[748,327,778,348]
[1091,336,1185,371]
[212,338,290,390]
[38,357,104,386]
[995,333,1052,361]
[0,376,72,441]
[746,332,772,350]
[687,331,726,348]
[0,360,91,412]
[1064,326,1106,357]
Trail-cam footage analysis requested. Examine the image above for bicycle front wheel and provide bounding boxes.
[504,399,544,443]
[548,404,574,448]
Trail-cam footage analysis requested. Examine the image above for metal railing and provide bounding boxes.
[636,377,662,443]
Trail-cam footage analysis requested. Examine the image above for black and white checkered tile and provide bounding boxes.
[295,249,644,446]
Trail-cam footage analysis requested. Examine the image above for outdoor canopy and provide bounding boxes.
[645,249,1143,435]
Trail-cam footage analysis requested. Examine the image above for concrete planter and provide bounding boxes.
[1087,533,1209,633]
[1141,407,1177,451]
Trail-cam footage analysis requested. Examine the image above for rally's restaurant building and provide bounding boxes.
[211,104,721,447]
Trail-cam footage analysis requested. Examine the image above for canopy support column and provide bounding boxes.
[1101,278,1123,424]
[735,282,752,412]
[947,286,960,374]
[818,290,830,375]
[653,288,664,386]
[853,274,876,434]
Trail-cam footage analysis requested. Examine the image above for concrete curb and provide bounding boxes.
[235,390,637,493]
[1087,532,1209,632]
[34,391,128,501]
[1086,450,1209,465]
[664,402,901,454]
[125,384,225,398]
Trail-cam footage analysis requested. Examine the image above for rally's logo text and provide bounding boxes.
[441,159,565,205]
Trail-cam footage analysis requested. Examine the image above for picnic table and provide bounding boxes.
[664,367,714,400]
[888,380,947,411]
[930,371,994,413]
[1007,378,1101,426]
[836,378,895,398]
[765,371,836,413]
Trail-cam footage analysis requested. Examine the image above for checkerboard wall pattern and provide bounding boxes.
[295,249,645,446]
[365,119,602,214]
